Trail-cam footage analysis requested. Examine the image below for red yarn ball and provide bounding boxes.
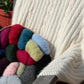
[16,50,35,65]
[27,55,36,65]
[8,24,24,45]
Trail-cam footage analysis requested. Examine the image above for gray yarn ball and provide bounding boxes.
[20,65,36,84]
[0,75,21,84]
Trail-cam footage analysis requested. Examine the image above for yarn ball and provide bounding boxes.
[0,32,1,48]
[8,24,24,45]
[35,55,51,75]
[17,29,33,49]
[25,40,43,62]
[20,65,36,84]
[0,58,10,76]
[32,34,50,55]
[6,45,17,62]
[16,63,25,77]
[27,55,36,65]
[0,75,21,84]
[56,81,67,84]
[0,49,5,58]
[1,28,10,49]
[3,62,19,76]
[17,50,35,65]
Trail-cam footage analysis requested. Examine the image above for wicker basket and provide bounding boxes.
[0,26,71,84]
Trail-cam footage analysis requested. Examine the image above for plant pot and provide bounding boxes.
[0,9,12,28]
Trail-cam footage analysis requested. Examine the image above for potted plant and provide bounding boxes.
[0,0,13,27]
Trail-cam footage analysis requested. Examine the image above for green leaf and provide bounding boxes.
[4,10,7,15]
[5,1,8,6]
[0,0,13,13]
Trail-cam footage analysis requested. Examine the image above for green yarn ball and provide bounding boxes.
[6,45,17,62]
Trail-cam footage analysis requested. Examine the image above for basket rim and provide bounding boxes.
[0,25,34,33]
[0,25,11,31]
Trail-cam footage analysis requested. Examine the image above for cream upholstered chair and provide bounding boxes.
[12,0,84,84]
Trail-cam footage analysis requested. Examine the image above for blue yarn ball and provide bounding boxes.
[17,29,33,49]
[0,49,5,58]
[32,34,50,55]
[0,75,21,84]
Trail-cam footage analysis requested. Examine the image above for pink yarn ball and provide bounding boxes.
[3,62,19,76]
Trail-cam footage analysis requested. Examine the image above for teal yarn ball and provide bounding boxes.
[17,29,33,49]
[32,34,50,55]
[0,75,21,84]
[6,45,17,62]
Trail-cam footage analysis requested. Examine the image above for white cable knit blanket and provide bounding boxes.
[12,0,84,84]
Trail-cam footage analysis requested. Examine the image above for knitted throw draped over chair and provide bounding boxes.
[12,0,84,84]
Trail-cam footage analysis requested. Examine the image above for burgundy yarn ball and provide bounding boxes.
[16,50,35,65]
[8,24,24,45]
[27,55,36,66]
[1,27,10,49]
[0,57,10,76]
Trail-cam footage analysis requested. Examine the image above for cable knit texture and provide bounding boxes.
[12,0,84,84]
